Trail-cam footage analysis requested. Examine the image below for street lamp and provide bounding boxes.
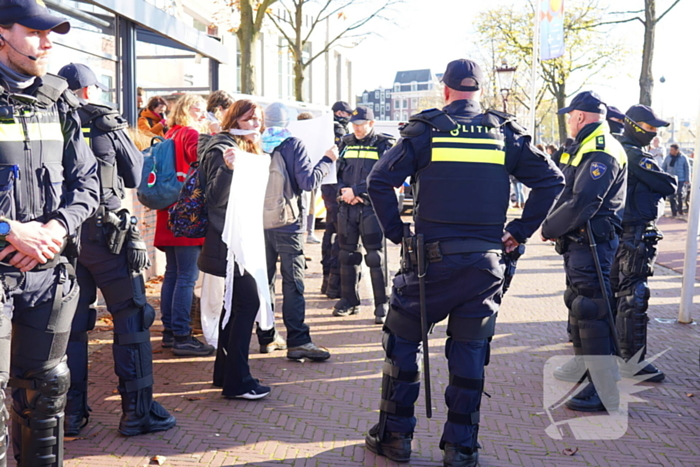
[495,61,517,113]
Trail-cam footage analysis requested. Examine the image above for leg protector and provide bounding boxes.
[616,281,650,361]
[0,377,7,467]
[365,249,387,306]
[10,361,70,467]
[338,249,362,306]
[112,303,175,436]
[64,299,96,436]
[441,335,490,452]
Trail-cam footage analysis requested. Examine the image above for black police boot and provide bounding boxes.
[321,275,329,295]
[332,298,360,316]
[365,423,412,463]
[64,390,91,436]
[374,303,388,324]
[443,442,479,467]
[620,361,665,382]
[553,355,587,383]
[565,381,619,413]
[119,388,177,436]
[326,273,341,299]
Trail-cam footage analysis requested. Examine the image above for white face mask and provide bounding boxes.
[229,129,259,136]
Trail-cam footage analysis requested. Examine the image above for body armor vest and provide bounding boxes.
[415,115,509,225]
[78,104,125,207]
[339,133,389,196]
[0,76,66,223]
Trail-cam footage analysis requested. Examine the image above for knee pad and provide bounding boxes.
[339,249,362,266]
[579,319,612,357]
[365,249,382,269]
[18,361,71,416]
[382,330,394,358]
[143,303,156,329]
[564,286,577,310]
[101,273,147,309]
[632,281,650,312]
[571,296,606,321]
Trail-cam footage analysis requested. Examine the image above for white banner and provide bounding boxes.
[287,113,337,184]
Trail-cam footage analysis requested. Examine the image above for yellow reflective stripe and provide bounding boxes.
[432,137,504,148]
[432,148,505,164]
[344,149,379,160]
[0,122,63,142]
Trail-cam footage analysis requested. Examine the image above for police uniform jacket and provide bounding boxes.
[0,74,99,237]
[618,134,677,225]
[78,102,142,212]
[367,99,564,245]
[541,121,627,240]
[337,130,394,203]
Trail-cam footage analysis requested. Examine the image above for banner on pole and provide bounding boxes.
[539,0,565,61]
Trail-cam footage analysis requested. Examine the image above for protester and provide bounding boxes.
[196,99,273,399]
[649,136,665,166]
[206,89,235,134]
[138,96,168,137]
[296,111,321,244]
[155,94,214,356]
[256,102,338,361]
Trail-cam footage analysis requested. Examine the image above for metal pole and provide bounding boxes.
[529,2,540,139]
[678,103,700,323]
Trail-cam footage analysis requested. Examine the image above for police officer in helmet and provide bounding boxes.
[542,91,627,412]
[365,59,564,466]
[0,1,101,465]
[611,104,676,382]
[57,63,176,436]
[333,106,395,324]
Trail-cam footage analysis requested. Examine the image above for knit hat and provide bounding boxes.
[265,102,290,128]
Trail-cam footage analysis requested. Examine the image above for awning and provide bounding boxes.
[84,0,228,64]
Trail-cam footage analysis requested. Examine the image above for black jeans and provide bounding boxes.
[259,230,311,348]
[669,184,685,215]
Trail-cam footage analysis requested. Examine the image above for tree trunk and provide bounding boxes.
[237,2,259,95]
[293,1,305,101]
[294,60,305,102]
[639,0,655,106]
[555,84,568,144]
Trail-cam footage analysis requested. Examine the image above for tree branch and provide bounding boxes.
[657,0,682,23]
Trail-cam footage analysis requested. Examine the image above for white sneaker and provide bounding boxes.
[306,234,321,244]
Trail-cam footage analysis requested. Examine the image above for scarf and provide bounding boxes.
[261,127,292,154]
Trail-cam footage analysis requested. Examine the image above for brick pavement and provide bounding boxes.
[6,213,700,467]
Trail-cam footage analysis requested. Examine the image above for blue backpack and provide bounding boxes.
[137,136,183,210]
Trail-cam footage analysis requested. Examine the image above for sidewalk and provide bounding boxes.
[9,220,700,467]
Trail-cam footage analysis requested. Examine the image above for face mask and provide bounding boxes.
[229,129,258,136]
[334,115,349,126]
[608,119,623,136]
[261,127,292,153]
[624,118,656,147]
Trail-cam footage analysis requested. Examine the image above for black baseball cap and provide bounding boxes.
[606,105,625,121]
[441,59,483,92]
[350,105,374,123]
[0,0,70,34]
[332,101,352,113]
[558,91,606,115]
[57,63,107,91]
[625,104,669,128]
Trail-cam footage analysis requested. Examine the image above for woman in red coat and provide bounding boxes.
[155,94,214,356]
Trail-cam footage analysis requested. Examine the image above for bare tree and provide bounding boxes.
[476,0,624,143]
[585,0,682,106]
[266,0,399,102]
[216,0,278,95]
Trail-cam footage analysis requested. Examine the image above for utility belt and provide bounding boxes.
[401,230,502,272]
[554,217,617,255]
[622,221,663,245]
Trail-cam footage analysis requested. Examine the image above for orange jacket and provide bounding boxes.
[138,108,166,137]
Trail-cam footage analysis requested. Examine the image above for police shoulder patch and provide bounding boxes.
[590,161,607,180]
[639,157,659,172]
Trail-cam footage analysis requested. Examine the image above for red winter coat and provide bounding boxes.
[154,125,205,248]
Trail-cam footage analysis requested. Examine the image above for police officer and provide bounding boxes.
[365,59,564,466]
[606,105,625,140]
[541,91,627,412]
[320,101,352,298]
[57,63,176,436]
[333,106,395,324]
[0,2,101,465]
[611,105,676,382]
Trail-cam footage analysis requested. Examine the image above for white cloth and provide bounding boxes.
[221,150,274,330]
[200,272,224,348]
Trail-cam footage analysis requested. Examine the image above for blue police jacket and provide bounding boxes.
[619,134,677,225]
[367,99,564,244]
[337,130,394,202]
[541,121,627,240]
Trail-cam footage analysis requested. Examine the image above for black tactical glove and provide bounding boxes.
[125,217,151,272]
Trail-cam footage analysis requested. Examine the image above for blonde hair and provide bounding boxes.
[127,127,153,151]
[167,94,206,130]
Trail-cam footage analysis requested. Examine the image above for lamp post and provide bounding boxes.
[495,61,517,113]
